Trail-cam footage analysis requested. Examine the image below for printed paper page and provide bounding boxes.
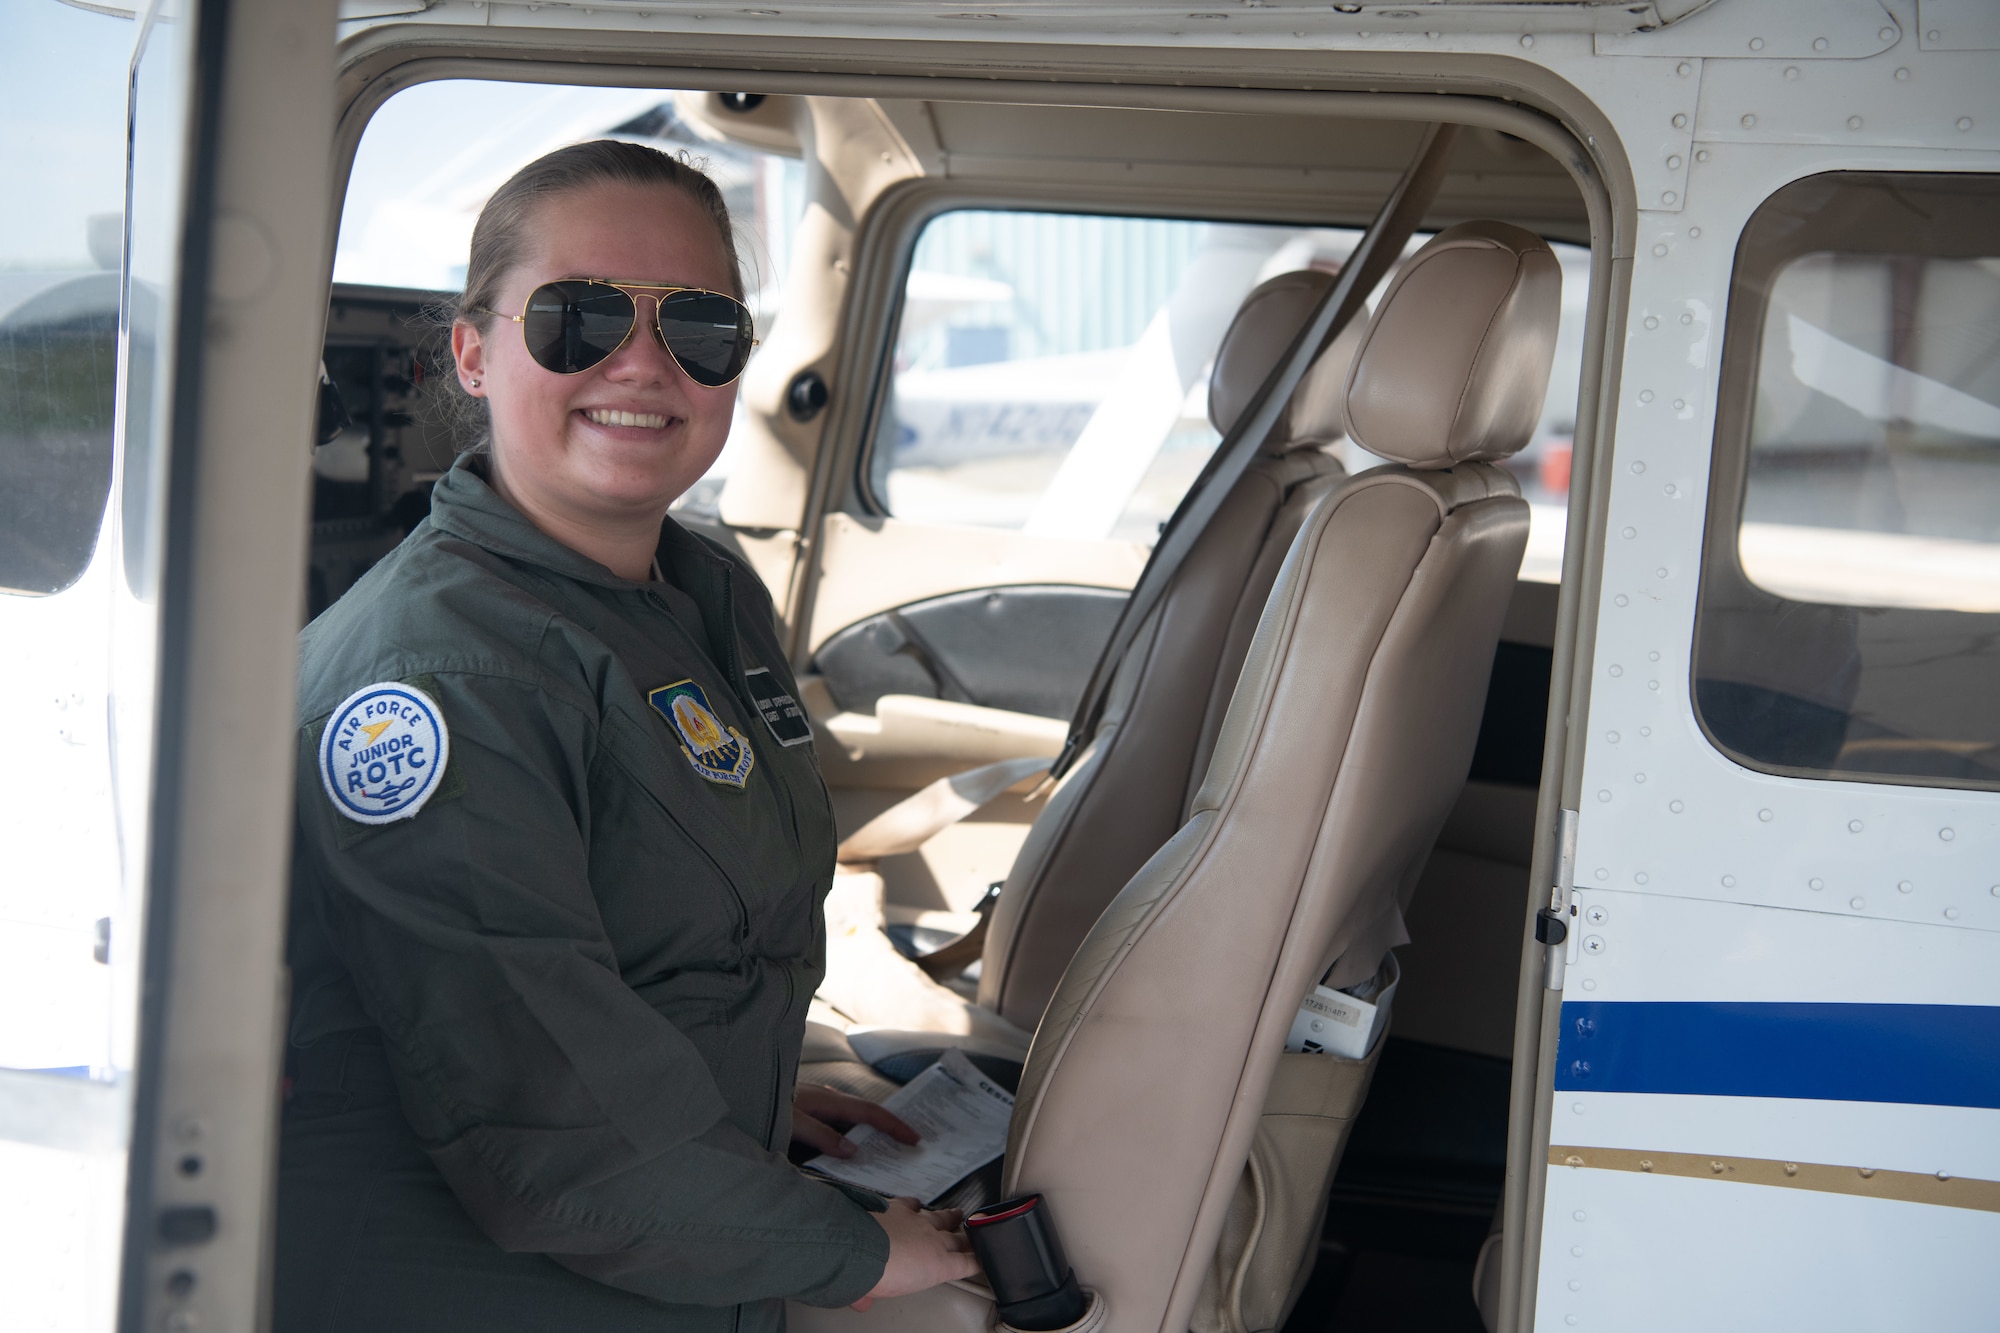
[805,1047,1014,1205]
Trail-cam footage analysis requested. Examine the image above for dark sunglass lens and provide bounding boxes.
[657,291,754,387]
[521,281,634,374]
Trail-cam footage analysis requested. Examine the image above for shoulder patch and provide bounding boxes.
[648,679,756,788]
[318,682,451,825]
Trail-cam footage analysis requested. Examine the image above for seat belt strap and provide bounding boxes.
[1048,122,1463,781]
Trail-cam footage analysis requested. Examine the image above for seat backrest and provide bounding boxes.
[1001,221,1559,1333]
[977,271,1364,1030]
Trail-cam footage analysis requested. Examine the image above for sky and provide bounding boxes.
[0,5,676,286]
[335,80,675,290]
[0,0,133,272]
[0,7,678,285]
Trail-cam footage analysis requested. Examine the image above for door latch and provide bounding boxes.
[1543,808,1578,990]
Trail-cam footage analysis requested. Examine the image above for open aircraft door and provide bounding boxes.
[1500,35,2000,1333]
[0,1,338,1328]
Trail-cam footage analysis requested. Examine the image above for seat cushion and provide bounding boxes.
[799,1059,902,1105]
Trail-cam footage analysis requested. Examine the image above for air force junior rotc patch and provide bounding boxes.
[319,682,450,824]
[648,679,756,788]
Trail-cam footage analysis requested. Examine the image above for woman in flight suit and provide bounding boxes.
[275,141,975,1331]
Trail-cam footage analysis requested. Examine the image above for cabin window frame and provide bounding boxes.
[1691,170,2000,794]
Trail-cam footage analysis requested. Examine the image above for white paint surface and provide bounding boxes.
[1555,1091,2000,1183]
[1562,889,2000,1006]
[1538,1165,2000,1332]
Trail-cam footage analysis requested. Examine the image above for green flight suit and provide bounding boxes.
[274,455,887,1332]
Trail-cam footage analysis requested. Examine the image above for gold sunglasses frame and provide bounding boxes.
[480,277,760,386]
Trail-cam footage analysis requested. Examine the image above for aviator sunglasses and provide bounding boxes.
[481,278,758,387]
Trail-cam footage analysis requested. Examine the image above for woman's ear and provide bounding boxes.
[452,319,488,396]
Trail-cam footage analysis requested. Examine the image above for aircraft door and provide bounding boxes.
[0,6,146,1327]
[1516,167,2000,1332]
[0,2,337,1330]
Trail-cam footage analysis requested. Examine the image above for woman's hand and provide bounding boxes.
[852,1197,979,1311]
[792,1084,920,1159]
[791,1090,975,1308]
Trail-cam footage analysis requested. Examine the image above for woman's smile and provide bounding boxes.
[580,406,674,431]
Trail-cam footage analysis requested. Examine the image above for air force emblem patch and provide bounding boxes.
[319,682,450,825]
[648,679,755,788]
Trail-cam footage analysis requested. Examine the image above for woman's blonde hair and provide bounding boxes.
[457,138,744,327]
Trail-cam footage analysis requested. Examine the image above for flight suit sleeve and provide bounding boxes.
[294,666,889,1309]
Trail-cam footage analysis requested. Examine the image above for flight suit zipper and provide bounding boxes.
[713,564,816,858]
[637,581,758,946]
[765,961,795,1150]
[655,548,824,1180]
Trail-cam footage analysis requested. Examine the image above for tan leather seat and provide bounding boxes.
[978,269,1364,1032]
[792,220,1558,1333]
[810,270,1364,1060]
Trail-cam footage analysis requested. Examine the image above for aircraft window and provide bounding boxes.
[331,79,807,532]
[0,8,127,599]
[1694,172,2000,790]
[868,208,1586,562]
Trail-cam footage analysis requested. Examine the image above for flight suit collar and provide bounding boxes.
[429,454,633,590]
[428,454,751,686]
[430,453,725,584]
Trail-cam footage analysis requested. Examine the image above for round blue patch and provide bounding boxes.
[318,682,450,825]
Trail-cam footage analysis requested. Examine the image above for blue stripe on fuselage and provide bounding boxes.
[1554,1002,2000,1109]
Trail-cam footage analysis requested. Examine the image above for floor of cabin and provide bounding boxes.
[1282,1039,1508,1333]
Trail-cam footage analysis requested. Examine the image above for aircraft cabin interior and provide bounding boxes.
[302,79,1597,1332]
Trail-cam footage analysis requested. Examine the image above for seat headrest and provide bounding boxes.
[1342,220,1562,470]
[1208,269,1363,455]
